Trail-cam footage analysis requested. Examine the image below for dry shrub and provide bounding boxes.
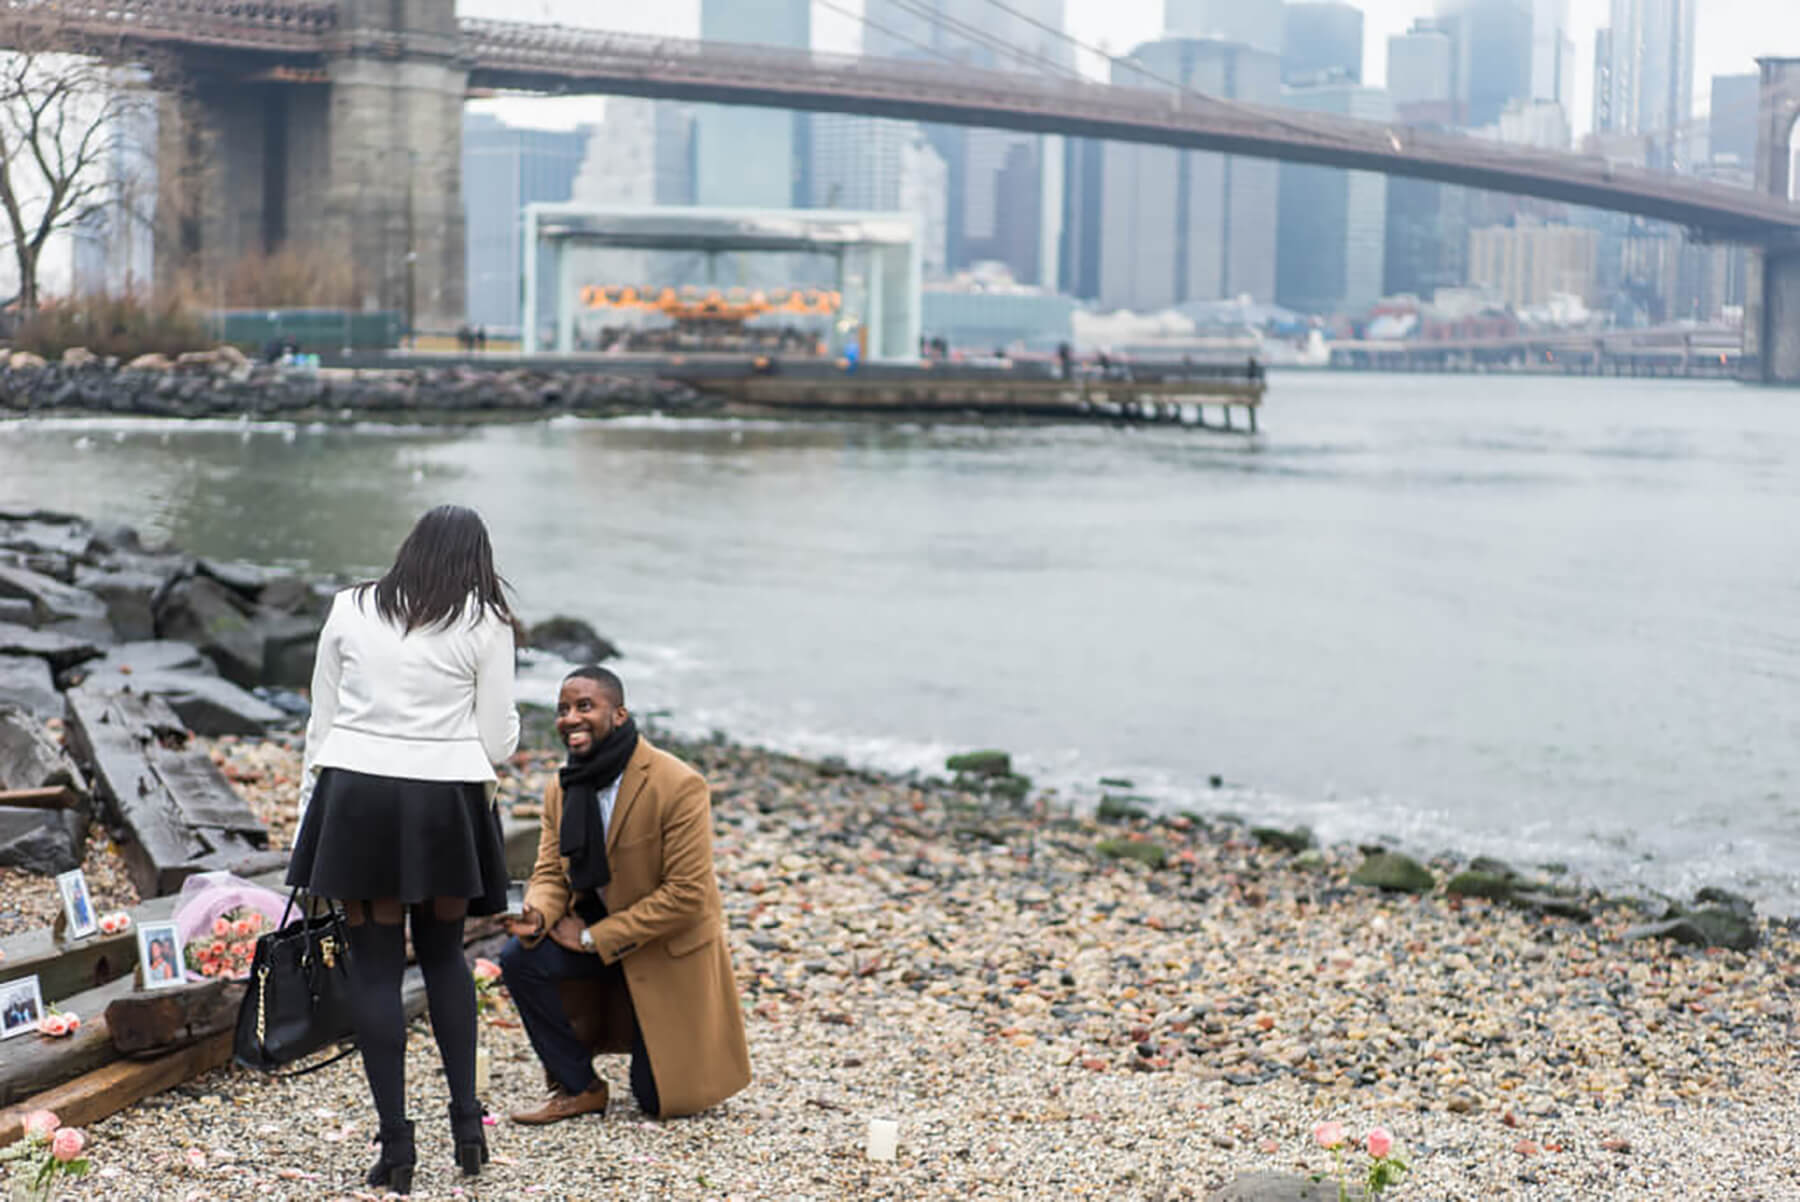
[12,291,210,360]
[218,245,355,309]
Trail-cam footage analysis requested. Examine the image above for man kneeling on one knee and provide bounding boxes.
[501,667,750,1123]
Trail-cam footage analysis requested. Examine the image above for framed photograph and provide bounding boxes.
[136,922,186,990]
[55,869,97,941]
[0,976,43,1040]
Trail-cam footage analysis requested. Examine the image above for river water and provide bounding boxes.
[4,372,1799,912]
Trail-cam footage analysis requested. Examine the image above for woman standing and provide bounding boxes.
[287,506,520,1195]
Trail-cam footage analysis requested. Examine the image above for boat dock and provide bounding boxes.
[689,363,1265,431]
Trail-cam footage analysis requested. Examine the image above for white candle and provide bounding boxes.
[866,1118,898,1162]
[475,1045,491,1093]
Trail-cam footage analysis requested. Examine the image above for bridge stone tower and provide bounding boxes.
[1744,58,1800,385]
[170,0,467,336]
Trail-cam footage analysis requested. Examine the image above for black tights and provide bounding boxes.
[343,897,480,1133]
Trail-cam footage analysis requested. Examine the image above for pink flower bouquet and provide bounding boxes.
[35,1011,80,1039]
[0,1109,91,1200]
[1311,1122,1407,1199]
[182,907,268,980]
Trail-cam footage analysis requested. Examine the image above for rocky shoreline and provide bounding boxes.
[0,348,714,422]
[4,511,1800,1197]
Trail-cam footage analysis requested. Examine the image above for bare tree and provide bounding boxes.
[0,13,142,313]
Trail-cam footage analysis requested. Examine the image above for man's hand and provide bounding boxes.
[548,915,592,954]
[505,904,546,940]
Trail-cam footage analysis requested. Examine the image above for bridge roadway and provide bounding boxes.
[4,1,1798,243]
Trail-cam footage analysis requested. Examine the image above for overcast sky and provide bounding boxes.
[459,0,1799,138]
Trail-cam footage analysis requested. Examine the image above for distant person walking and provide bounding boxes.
[287,505,520,1195]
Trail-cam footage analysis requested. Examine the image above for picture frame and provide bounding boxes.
[0,976,43,1040]
[136,921,187,990]
[55,869,97,941]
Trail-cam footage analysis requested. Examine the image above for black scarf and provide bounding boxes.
[558,716,639,914]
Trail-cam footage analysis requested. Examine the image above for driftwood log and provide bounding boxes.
[64,686,285,895]
[0,1031,236,1147]
[104,977,246,1058]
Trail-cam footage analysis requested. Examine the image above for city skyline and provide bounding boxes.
[461,0,1799,134]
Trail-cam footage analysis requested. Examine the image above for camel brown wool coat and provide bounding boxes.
[521,738,751,1117]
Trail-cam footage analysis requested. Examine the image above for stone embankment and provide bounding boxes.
[0,346,710,420]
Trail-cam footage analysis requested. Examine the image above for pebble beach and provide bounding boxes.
[0,728,1787,1201]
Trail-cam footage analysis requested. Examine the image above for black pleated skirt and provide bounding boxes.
[286,767,508,916]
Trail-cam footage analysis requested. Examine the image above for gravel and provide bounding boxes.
[12,735,1800,1200]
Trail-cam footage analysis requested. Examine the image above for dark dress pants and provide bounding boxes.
[498,936,660,1117]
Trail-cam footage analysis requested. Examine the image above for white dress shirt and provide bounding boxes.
[301,588,520,818]
[596,775,622,841]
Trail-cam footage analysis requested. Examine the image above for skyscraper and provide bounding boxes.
[462,113,590,335]
[1602,0,1697,167]
[694,0,811,207]
[812,114,949,277]
[1098,37,1281,311]
[1432,0,1533,128]
[1165,0,1284,56]
[1281,3,1363,86]
[862,0,1070,285]
[1388,21,1455,124]
[1708,73,1760,168]
[1531,0,1574,106]
[1277,82,1392,315]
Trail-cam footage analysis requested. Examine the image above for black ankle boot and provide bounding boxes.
[448,1104,490,1177]
[367,1120,415,1195]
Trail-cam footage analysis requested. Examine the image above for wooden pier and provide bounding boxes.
[692,365,1266,432]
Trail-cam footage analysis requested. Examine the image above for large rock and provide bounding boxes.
[0,805,88,875]
[153,575,260,685]
[69,640,214,680]
[0,656,59,720]
[0,514,94,559]
[0,562,110,628]
[0,599,32,626]
[527,616,619,664]
[256,610,323,688]
[73,565,164,642]
[1350,851,1436,894]
[0,622,103,672]
[73,670,283,736]
[0,707,87,795]
[1208,1173,1366,1201]
[195,558,269,600]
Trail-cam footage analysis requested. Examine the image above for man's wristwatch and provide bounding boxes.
[578,927,595,953]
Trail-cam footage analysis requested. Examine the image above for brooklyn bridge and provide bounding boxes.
[4,0,1800,380]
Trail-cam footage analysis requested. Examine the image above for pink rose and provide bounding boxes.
[1365,1127,1393,1159]
[50,1128,84,1162]
[37,1014,69,1038]
[22,1110,59,1138]
[212,917,231,937]
[472,958,502,984]
[232,919,255,938]
[64,1013,80,1032]
[1313,1121,1346,1150]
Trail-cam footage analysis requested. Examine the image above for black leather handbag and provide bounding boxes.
[232,889,357,1074]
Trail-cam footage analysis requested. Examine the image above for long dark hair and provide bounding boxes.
[357,505,514,634]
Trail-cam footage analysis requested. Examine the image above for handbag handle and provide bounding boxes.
[275,888,348,995]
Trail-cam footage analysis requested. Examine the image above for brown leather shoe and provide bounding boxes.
[509,1079,609,1125]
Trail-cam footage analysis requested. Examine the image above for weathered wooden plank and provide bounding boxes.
[64,687,205,895]
[64,685,274,896]
[0,868,288,1006]
[147,742,266,839]
[0,974,140,1108]
[104,978,246,1058]
[0,787,78,810]
[0,1031,235,1147]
